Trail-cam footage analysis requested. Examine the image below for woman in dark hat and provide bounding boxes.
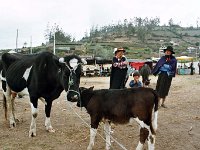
[110,47,128,89]
[152,46,177,108]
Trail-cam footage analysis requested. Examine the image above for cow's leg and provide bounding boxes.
[2,80,8,120]
[136,127,149,150]
[104,121,111,150]
[11,92,17,121]
[29,100,38,137]
[4,86,16,128]
[3,94,7,119]
[45,101,55,132]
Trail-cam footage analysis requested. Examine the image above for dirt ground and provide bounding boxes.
[0,75,200,150]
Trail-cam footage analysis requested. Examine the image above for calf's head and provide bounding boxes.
[59,55,87,102]
[77,86,94,107]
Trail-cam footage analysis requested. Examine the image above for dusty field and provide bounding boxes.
[0,75,200,150]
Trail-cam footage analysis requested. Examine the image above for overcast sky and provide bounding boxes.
[0,0,200,49]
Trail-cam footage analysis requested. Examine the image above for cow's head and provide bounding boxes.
[59,55,87,102]
[143,79,151,87]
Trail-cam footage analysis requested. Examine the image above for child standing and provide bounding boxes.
[129,72,143,88]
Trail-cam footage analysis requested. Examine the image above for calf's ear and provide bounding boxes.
[79,87,85,92]
[89,86,94,90]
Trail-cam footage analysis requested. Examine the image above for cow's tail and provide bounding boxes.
[150,90,159,134]
[3,94,8,120]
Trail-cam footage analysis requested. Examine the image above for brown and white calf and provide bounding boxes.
[77,87,159,150]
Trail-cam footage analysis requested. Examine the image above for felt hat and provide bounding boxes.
[163,46,175,54]
[113,47,125,54]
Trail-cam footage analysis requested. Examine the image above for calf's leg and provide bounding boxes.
[87,128,97,150]
[87,117,100,150]
[104,121,111,150]
[136,127,149,150]
[147,133,156,150]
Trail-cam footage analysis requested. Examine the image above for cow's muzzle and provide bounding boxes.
[67,92,80,102]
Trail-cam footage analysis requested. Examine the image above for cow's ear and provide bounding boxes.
[89,86,94,91]
[81,58,87,65]
[59,58,65,63]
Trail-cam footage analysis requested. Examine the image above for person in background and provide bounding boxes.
[152,46,177,108]
[198,61,200,75]
[190,61,194,75]
[110,47,128,89]
[129,71,143,88]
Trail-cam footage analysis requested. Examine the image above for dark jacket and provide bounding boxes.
[152,55,177,77]
[110,56,128,89]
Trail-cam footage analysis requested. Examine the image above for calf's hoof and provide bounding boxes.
[87,145,93,150]
[46,128,55,133]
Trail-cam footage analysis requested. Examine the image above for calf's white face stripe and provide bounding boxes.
[23,66,32,81]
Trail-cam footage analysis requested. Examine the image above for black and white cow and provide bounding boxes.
[1,51,86,137]
[0,53,29,119]
[78,87,158,150]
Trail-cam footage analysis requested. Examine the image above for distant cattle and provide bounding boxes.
[139,64,151,87]
[1,51,86,137]
[77,87,159,150]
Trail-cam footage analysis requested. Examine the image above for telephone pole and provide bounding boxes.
[53,32,55,55]
[30,36,32,54]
